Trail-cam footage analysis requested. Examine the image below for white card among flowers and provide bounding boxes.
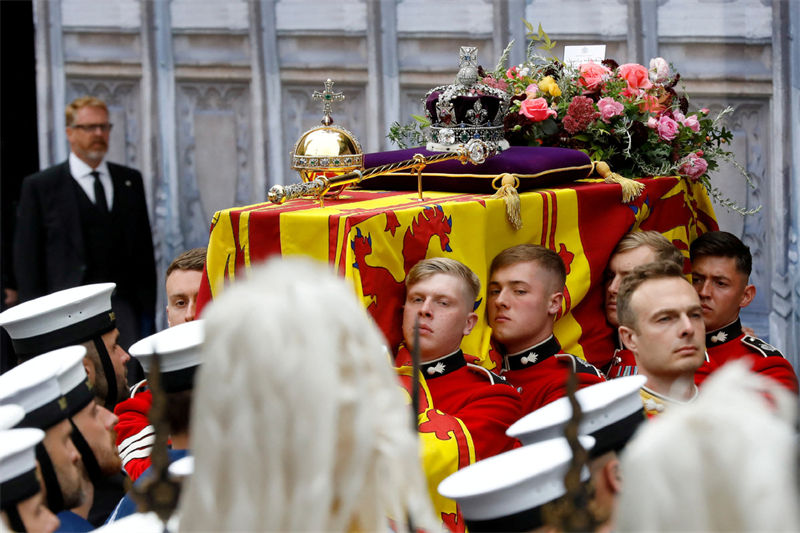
[563,45,606,67]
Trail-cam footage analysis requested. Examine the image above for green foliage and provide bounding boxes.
[387,115,430,149]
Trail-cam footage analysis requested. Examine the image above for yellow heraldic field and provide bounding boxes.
[395,365,476,532]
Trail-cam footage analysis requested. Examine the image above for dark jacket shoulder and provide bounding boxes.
[554,353,605,377]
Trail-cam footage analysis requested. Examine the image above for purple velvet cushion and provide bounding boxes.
[358,146,593,193]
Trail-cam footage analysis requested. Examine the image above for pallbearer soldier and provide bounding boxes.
[690,231,798,393]
[616,262,706,416]
[0,362,83,514]
[0,427,60,533]
[603,232,685,378]
[487,244,604,414]
[0,283,131,410]
[397,257,522,461]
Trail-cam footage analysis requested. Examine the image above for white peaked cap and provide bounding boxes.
[507,374,647,456]
[27,346,94,417]
[130,320,204,392]
[0,428,45,483]
[168,456,194,479]
[0,360,66,429]
[0,405,26,431]
[438,436,595,530]
[0,283,115,359]
[0,428,46,507]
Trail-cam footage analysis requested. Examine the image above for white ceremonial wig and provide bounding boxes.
[616,360,800,532]
[178,257,436,532]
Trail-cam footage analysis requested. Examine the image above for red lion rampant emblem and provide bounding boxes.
[352,205,453,349]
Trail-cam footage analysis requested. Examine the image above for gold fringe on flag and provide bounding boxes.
[492,173,522,230]
[593,161,645,203]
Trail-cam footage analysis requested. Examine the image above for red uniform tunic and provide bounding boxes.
[114,381,155,481]
[695,319,798,394]
[396,347,522,461]
[494,335,606,415]
[604,334,639,379]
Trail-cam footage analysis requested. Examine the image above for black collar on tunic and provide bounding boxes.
[706,318,742,347]
[504,335,561,371]
[420,349,466,379]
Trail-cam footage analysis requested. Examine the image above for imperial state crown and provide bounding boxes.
[425,47,510,153]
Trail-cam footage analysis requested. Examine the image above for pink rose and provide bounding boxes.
[648,57,670,83]
[678,153,708,181]
[597,97,624,123]
[618,63,653,96]
[519,97,557,122]
[682,114,700,132]
[700,107,710,114]
[673,111,685,123]
[525,83,539,98]
[656,115,679,141]
[578,61,612,91]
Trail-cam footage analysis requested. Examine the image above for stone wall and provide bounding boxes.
[33,0,799,366]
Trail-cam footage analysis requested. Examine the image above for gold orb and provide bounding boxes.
[291,125,363,183]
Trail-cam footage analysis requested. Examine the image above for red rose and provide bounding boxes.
[618,63,653,96]
[578,61,612,91]
[519,97,557,122]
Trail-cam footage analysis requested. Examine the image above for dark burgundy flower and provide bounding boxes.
[562,96,599,134]
[504,112,534,146]
[602,59,619,70]
[629,121,649,150]
[679,96,689,115]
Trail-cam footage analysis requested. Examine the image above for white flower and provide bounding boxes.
[649,57,670,83]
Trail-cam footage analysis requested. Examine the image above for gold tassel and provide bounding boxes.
[492,173,522,230]
[593,161,645,203]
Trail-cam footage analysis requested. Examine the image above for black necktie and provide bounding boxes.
[90,170,109,214]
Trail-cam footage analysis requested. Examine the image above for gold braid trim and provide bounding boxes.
[491,173,522,230]
[593,161,645,203]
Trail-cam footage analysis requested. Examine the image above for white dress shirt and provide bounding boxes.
[69,152,114,209]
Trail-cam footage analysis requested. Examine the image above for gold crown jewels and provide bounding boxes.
[424,46,510,153]
[291,79,364,183]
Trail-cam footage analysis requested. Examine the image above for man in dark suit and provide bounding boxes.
[13,96,156,359]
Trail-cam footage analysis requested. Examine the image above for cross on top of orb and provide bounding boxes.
[312,79,345,126]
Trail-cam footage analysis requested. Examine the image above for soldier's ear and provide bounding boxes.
[739,283,755,309]
[463,312,478,336]
[618,325,637,352]
[547,291,564,316]
[605,456,622,494]
[82,357,96,385]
